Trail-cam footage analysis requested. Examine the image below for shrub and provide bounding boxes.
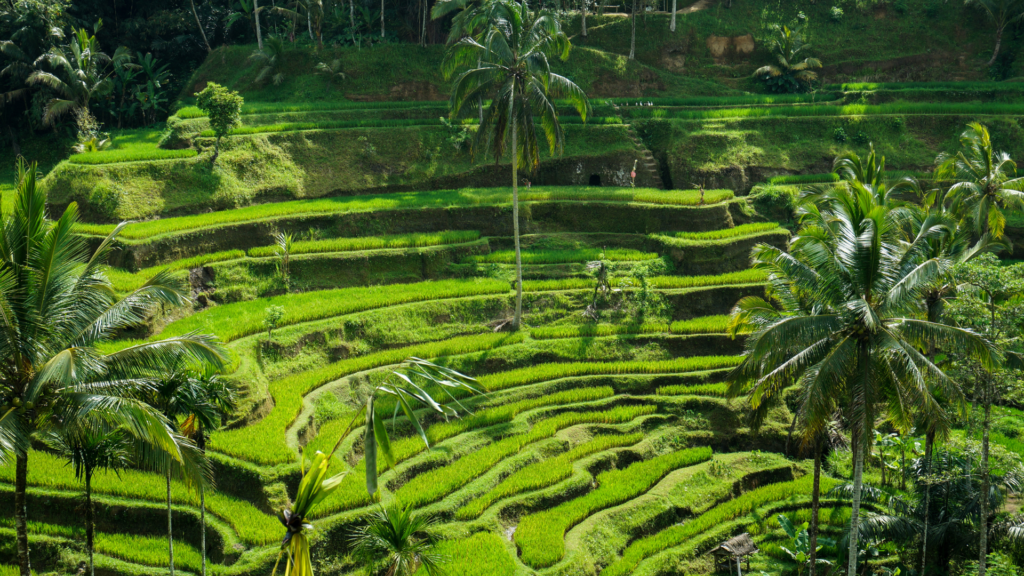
[833,126,848,142]
[852,130,870,145]
[456,432,645,519]
[829,6,844,21]
[515,447,714,567]
[750,184,797,222]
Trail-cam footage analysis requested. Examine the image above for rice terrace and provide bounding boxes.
[3,0,1024,575]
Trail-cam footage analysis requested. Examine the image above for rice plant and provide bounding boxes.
[601,475,841,576]
[68,148,198,164]
[96,533,205,572]
[393,405,658,508]
[523,270,765,292]
[426,532,516,576]
[211,332,524,464]
[74,187,734,240]
[471,248,659,265]
[138,278,510,343]
[456,432,645,519]
[672,223,782,241]
[515,447,714,567]
[628,102,1024,121]
[669,315,731,334]
[477,355,742,393]
[247,231,480,257]
[530,322,670,339]
[827,81,1024,91]
[606,93,841,107]
[656,382,729,396]
[0,449,279,545]
[105,249,246,292]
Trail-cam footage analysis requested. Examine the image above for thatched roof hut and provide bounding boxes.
[710,533,758,573]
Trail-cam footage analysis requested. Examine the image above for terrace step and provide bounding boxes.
[609,104,666,190]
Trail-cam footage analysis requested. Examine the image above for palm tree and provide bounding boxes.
[840,448,1024,574]
[26,28,129,126]
[0,159,228,576]
[249,36,287,86]
[350,502,444,576]
[964,0,1024,66]
[727,183,998,576]
[628,0,637,60]
[176,367,236,576]
[444,0,591,330]
[41,427,132,576]
[149,365,234,576]
[753,24,822,93]
[937,122,1024,240]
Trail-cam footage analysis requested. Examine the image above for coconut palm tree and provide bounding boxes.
[0,159,228,576]
[727,183,998,576]
[964,0,1024,66]
[148,365,235,576]
[350,502,444,576]
[753,24,822,93]
[26,27,129,126]
[443,0,591,330]
[41,427,132,576]
[937,122,1024,240]
[176,367,236,576]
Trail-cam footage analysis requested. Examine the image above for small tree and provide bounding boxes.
[274,231,293,285]
[264,305,285,337]
[195,82,243,164]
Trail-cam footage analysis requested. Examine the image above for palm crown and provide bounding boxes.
[754,25,822,93]
[936,122,1024,239]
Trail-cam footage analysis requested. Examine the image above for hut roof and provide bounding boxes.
[710,533,758,557]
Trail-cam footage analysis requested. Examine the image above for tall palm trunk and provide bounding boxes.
[381,0,385,38]
[349,0,356,45]
[987,24,1004,67]
[420,0,428,46]
[511,115,523,330]
[254,0,264,50]
[670,0,676,31]
[847,354,868,576]
[198,430,208,576]
[628,0,636,60]
[581,0,587,38]
[809,439,822,576]
[921,429,935,576]
[189,0,213,53]
[15,452,31,576]
[167,469,175,576]
[307,8,314,41]
[979,392,992,576]
[86,469,95,576]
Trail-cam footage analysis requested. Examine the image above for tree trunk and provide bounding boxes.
[581,0,587,38]
[670,0,676,32]
[167,469,175,576]
[307,7,314,41]
[15,452,31,576]
[921,429,934,576]
[350,0,357,46]
[189,0,212,52]
[254,0,264,49]
[809,439,822,576]
[86,470,95,576]
[381,0,385,38]
[511,115,523,330]
[212,136,221,164]
[420,0,428,46]
[200,486,207,576]
[847,406,866,576]
[986,24,1004,67]
[628,0,636,60]
[979,395,992,576]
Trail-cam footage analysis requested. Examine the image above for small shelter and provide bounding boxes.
[710,532,759,575]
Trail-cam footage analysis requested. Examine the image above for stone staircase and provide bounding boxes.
[624,123,665,189]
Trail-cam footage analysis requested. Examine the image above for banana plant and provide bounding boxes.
[778,514,834,576]
[272,358,480,576]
